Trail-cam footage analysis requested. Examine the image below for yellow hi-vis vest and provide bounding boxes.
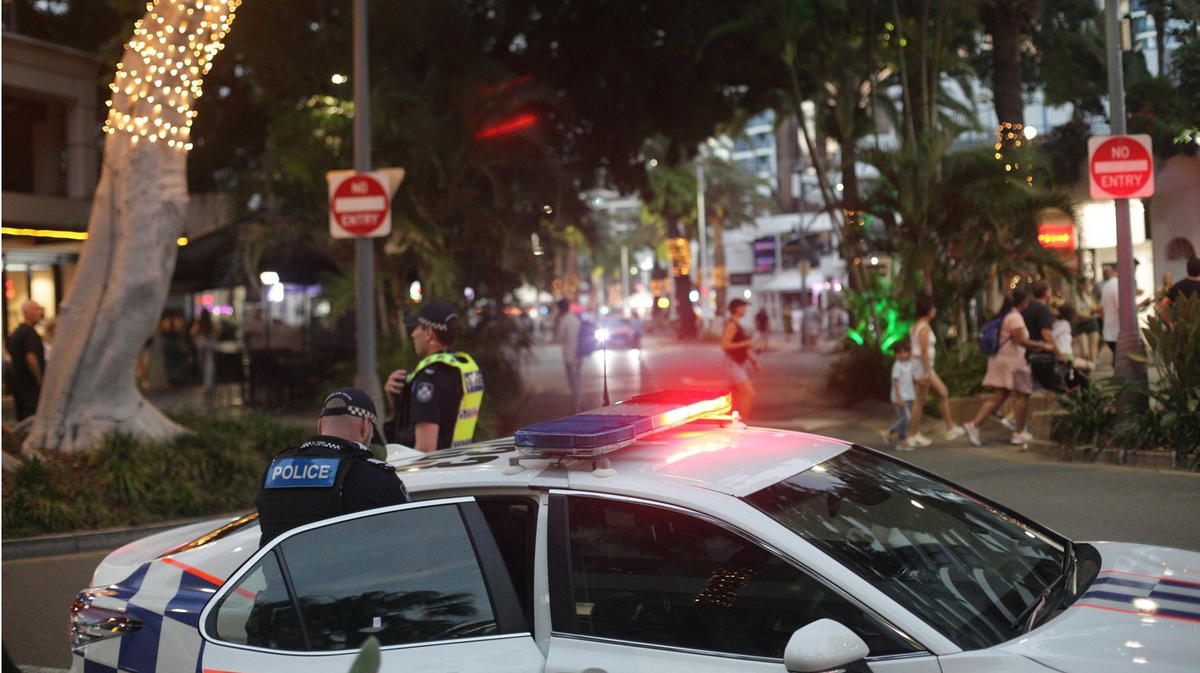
[411,351,483,447]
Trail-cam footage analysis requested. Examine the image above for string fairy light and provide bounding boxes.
[993,121,1035,186]
[102,0,243,153]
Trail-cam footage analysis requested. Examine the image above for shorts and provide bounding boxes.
[725,357,752,385]
[1072,318,1100,336]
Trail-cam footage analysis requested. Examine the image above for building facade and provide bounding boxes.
[2,30,101,337]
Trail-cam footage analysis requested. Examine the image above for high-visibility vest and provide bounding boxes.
[411,351,484,447]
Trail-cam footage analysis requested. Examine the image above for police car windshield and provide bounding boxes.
[743,446,1067,651]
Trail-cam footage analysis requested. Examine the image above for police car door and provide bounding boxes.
[545,494,939,673]
[199,497,544,672]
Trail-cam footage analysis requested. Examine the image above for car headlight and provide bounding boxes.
[70,598,142,648]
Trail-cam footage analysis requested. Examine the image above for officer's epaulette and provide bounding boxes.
[366,457,396,472]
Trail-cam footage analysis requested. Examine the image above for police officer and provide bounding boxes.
[255,388,409,547]
[385,302,484,453]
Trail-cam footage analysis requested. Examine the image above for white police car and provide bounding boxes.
[70,390,1200,673]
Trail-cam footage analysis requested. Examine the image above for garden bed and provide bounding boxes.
[2,411,308,539]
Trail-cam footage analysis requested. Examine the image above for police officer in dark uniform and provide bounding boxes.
[385,302,484,453]
[255,388,409,547]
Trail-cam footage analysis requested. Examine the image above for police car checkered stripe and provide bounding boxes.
[72,557,222,673]
[1075,571,1200,623]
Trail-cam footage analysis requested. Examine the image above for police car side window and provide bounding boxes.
[279,505,498,651]
[562,496,916,659]
[213,550,304,650]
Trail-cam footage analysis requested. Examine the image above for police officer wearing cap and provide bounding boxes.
[385,302,484,453]
[255,388,409,547]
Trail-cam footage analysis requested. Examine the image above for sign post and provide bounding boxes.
[1101,0,1149,412]
[352,0,381,410]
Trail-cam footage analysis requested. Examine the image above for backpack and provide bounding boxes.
[577,318,598,357]
[978,315,1007,355]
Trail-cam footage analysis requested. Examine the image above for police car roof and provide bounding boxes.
[392,422,851,499]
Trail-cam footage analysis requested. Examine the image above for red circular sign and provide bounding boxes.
[332,175,389,236]
[1089,136,1152,198]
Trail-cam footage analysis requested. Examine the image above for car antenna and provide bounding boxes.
[597,326,611,406]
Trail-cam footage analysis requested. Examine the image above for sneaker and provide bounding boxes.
[894,442,915,451]
[945,425,966,441]
[879,429,897,446]
[908,433,933,447]
[1011,430,1034,445]
[993,414,1016,431]
[964,422,982,447]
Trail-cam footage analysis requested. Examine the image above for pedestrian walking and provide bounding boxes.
[553,298,584,413]
[6,300,46,421]
[754,307,770,352]
[790,304,803,346]
[1071,278,1101,368]
[723,299,761,418]
[1023,282,1071,390]
[256,387,408,547]
[1054,303,1092,372]
[1160,257,1200,321]
[964,290,1055,448]
[189,308,218,405]
[384,302,484,453]
[906,298,965,446]
[1100,259,1149,359]
[882,340,916,451]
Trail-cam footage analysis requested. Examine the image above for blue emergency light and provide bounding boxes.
[515,389,733,457]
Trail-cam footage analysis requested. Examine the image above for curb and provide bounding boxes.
[2,513,241,561]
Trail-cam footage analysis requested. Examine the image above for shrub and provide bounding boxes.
[1051,378,1119,453]
[937,342,989,398]
[826,342,892,404]
[1,412,308,538]
[1133,293,1200,466]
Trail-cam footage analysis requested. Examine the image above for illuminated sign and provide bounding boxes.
[1037,223,1076,250]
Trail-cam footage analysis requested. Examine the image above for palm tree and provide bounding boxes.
[862,141,1076,333]
[699,155,778,311]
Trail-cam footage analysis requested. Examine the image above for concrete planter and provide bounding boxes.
[1039,444,1185,471]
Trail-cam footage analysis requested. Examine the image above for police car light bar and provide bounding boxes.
[515,389,733,457]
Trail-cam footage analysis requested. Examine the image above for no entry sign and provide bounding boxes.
[327,168,406,239]
[1088,134,1154,199]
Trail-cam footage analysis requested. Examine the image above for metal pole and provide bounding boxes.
[620,245,630,317]
[353,0,382,409]
[696,159,708,316]
[1104,0,1148,410]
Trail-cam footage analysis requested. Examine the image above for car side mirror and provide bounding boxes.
[784,619,870,673]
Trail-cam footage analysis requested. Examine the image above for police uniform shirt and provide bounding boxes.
[390,357,464,451]
[256,435,409,547]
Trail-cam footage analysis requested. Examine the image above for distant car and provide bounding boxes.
[598,317,640,348]
[70,390,1200,672]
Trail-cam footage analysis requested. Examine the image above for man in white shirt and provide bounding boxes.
[1100,260,1147,358]
[1100,268,1121,358]
[554,298,584,413]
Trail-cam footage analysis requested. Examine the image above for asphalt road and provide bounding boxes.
[4,338,1198,670]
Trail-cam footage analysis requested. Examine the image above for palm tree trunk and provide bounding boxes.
[712,213,728,312]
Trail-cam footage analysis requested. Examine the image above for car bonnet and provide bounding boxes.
[997,542,1200,672]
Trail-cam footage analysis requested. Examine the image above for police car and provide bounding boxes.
[69,390,1200,673]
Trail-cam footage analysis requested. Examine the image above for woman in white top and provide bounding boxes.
[907,299,965,446]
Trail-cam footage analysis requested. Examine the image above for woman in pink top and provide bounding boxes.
[964,290,1054,447]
